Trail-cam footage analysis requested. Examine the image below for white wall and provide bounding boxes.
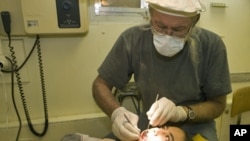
[199,0,250,73]
[0,0,250,140]
[2,23,139,116]
[0,22,141,141]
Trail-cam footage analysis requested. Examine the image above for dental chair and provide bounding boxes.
[230,86,250,124]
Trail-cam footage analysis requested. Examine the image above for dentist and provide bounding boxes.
[92,0,232,140]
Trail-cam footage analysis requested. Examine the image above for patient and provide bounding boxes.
[139,126,190,141]
[61,126,191,141]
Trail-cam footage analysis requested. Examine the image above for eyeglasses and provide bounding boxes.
[151,24,191,38]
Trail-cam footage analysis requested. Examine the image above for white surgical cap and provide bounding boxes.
[146,0,206,17]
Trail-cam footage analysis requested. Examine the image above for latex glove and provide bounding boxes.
[146,97,187,126]
[111,107,141,141]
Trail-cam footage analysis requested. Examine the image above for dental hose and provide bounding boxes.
[7,34,49,137]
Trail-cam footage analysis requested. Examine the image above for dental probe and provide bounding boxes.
[123,113,135,128]
[147,94,159,129]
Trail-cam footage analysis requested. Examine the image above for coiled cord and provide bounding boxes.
[5,56,22,141]
[6,34,49,137]
[37,37,49,121]
[26,35,49,136]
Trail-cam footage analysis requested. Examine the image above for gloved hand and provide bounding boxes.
[111,107,141,141]
[146,97,187,126]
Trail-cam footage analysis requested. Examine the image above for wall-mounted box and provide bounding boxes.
[0,0,88,35]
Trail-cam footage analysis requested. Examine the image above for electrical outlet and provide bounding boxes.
[0,38,29,83]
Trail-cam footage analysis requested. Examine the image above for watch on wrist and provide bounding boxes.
[186,106,195,120]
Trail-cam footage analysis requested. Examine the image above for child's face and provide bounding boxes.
[139,126,186,141]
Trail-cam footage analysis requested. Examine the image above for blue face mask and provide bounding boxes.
[153,34,186,57]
